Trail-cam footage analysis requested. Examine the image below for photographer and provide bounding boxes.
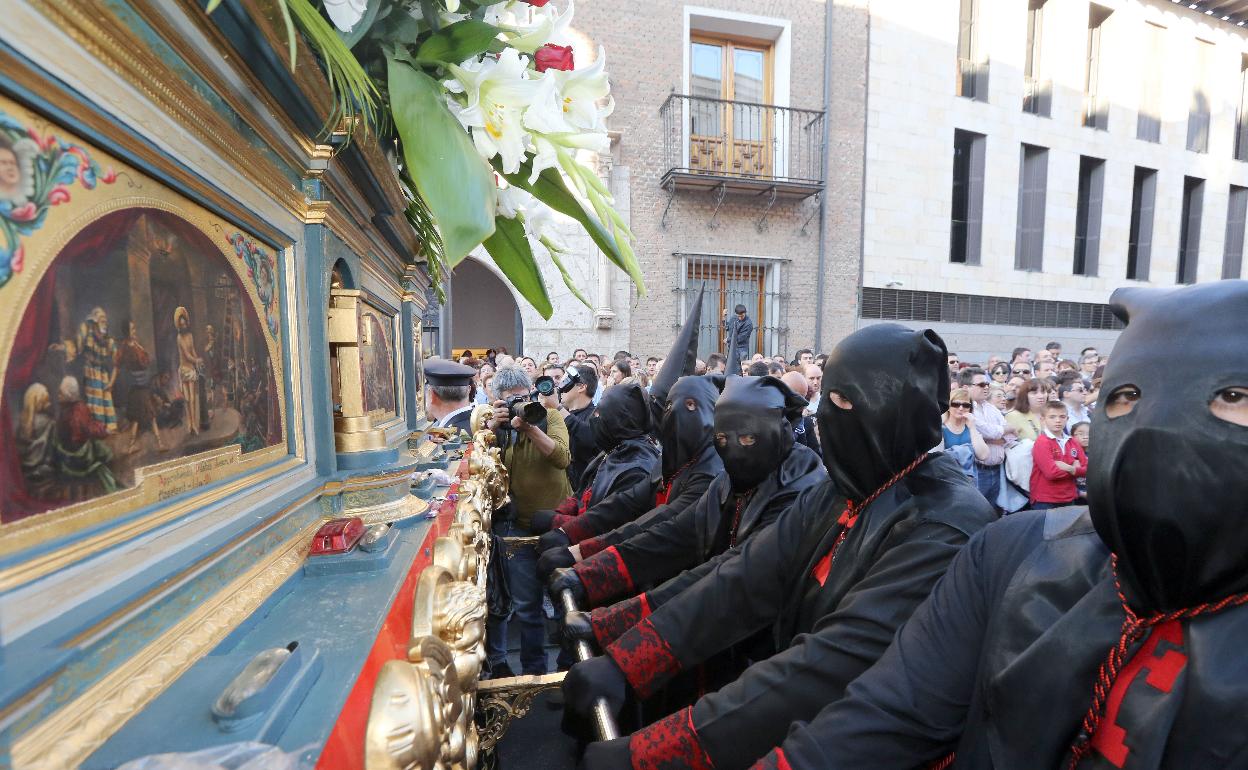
[556,361,599,489]
[484,365,572,677]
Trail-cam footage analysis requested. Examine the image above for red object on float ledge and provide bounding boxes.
[310,517,366,555]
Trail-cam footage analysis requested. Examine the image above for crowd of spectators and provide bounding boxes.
[441,338,1107,517]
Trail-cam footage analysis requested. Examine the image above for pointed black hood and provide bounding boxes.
[650,286,705,419]
[816,324,948,502]
[659,375,720,478]
[1089,281,1248,613]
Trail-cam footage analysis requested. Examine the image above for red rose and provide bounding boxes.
[535,43,574,72]
[522,0,550,5]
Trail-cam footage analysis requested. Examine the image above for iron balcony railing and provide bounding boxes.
[660,93,825,186]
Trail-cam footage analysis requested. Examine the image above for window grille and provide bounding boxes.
[675,253,790,358]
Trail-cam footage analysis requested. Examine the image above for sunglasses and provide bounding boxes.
[951,402,973,409]
[1012,368,1031,375]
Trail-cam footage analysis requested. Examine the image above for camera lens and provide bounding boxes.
[520,401,547,424]
[534,376,555,396]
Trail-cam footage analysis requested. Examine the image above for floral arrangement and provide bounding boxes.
[209,0,643,317]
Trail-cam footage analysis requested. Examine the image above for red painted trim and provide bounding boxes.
[315,463,465,770]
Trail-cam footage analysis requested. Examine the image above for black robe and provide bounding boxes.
[604,453,995,769]
[761,506,1248,769]
[563,403,596,489]
[576,443,825,614]
[560,445,722,544]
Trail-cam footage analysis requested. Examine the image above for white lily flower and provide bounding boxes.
[496,183,567,249]
[444,0,460,11]
[445,49,541,174]
[324,0,368,32]
[504,0,574,54]
[554,48,613,132]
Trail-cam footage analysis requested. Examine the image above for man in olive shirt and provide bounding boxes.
[486,365,572,676]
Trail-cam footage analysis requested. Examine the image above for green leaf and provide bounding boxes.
[204,0,224,13]
[388,57,495,264]
[495,158,646,297]
[483,216,553,319]
[544,242,593,309]
[338,0,384,49]
[415,20,501,65]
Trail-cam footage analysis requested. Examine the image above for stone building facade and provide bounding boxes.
[860,0,1248,361]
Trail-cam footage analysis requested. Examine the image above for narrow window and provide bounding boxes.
[1177,176,1204,284]
[1127,167,1156,281]
[1073,156,1105,276]
[1083,5,1112,129]
[1236,55,1248,162]
[1015,144,1049,271]
[1224,185,1248,279]
[1187,40,1214,153]
[1137,23,1165,143]
[1023,1,1050,116]
[957,0,989,101]
[950,129,986,264]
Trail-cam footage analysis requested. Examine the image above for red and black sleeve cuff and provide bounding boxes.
[590,593,652,648]
[579,535,609,559]
[560,513,597,543]
[749,748,792,770]
[554,495,579,516]
[629,706,714,770]
[552,512,579,531]
[606,616,681,698]
[574,546,635,606]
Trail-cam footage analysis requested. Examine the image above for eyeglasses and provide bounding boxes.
[951,402,973,409]
[1012,368,1031,375]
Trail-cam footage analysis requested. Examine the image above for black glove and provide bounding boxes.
[549,567,587,606]
[538,545,576,578]
[578,737,632,770]
[563,609,594,642]
[530,509,558,533]
[538,528,572,553]
[563,655,627,717]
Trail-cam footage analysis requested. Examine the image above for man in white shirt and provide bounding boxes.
[958,366,1014,511]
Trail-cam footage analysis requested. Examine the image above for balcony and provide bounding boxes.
[659,93,825,201]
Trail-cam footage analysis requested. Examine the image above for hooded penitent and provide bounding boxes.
[590,382,651,453]
[659,375,719,479]
[581,382,661,506]
[715,376,808,492]
[1089,280,1248,613]
[817,324,949,502]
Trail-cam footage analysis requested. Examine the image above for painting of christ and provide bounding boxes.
[0,207,282,523]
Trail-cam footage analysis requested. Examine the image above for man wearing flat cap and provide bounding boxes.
[424,358,476,439]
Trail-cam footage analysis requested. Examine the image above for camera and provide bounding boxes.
[505,393,548,425]
[533,375,556,397]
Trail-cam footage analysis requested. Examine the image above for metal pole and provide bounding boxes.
[813,0,833,353]
[560,589,620,741]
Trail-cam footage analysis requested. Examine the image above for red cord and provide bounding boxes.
[1065,555,1248,768]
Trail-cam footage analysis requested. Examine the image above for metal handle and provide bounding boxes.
[561,589,620,741]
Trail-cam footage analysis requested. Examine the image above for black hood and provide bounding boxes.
[1089,281,1248,613]
[817,323,949,502]
[591,382,651,452]
[659,375,719,478]
[715,376,807,492]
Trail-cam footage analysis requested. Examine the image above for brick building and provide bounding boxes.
[445,0,868,361]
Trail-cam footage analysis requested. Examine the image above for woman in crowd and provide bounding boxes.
[1005,378,1055,441]
[987,383,1008,413]
[989,362,1011,384]
[942,387,989,462]
[608,358,631,386]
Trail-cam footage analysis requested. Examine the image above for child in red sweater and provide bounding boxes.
[1029,401,1087,508]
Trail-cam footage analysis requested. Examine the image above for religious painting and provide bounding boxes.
[0,97,286,531]
[359,300,397,418]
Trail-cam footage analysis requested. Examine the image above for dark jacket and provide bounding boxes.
[563,402,596,489]
[603,454,995,769]
[761,507,1248,769]
[725,314,754,352]
[576,442,825,610]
